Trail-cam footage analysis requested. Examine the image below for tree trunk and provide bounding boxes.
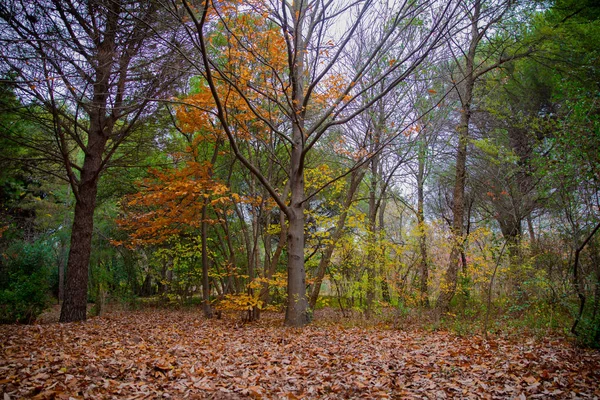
[284,128,309,326]
[365,169,378,318]
[379,198,390,303]
[59,3,118,322]
[285,204,309,326]
[283,0,309,327]
[60,112,108,322]
[247,178,262,322]
[572,222,600,335]
[437,106,470,314]
[201,202,213,318]
[436,1,480,315]
[417,134,429,307]
[365,118,383,318]
[141,274,153,297]
[60,199,94,321]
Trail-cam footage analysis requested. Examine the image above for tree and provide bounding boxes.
[0,0,185,321]
[408,72,452,307]
[436,0,534,314]
[167,0,459,326]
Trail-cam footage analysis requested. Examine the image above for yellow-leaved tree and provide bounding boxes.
[163,0,459,326]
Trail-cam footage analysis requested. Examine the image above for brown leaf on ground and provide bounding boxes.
[1,310,599,399]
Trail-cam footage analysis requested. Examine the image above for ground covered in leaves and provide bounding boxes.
[1,309,599,399]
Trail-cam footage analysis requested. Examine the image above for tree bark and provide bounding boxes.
[60,134,105,322]
[285,203,309,325]
[571,221,600,335]
[282,0,311,327]
[201,202,213,318]
[436,1,480,315]
[437,91,472,314]
[417,137,429,307]
[285,123,309,326]
[365,152,379,318]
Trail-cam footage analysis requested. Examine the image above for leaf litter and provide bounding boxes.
[1,310,599,399]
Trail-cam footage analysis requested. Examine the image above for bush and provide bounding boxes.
[0,240,52,323]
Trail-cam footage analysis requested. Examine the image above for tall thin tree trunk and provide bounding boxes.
[365,177,378,317]
[201,202,213,318]
[365,138,380,318]
[379,198,391,303]
[436,1,480,315]
[261,207,287,305]
[308,168,365,309]
[417,134,429,307]
[437,112,469,314]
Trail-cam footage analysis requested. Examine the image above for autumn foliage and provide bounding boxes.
[115,161,229,248]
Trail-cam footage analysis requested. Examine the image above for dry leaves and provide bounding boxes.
[1,310,599,399]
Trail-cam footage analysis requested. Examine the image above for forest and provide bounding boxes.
[0,0,600,397]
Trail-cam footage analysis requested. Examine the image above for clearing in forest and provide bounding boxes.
[1,310,599,399]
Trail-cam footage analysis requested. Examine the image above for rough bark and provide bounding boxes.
[60,112,108,322]
[436,1,480,315]
[281,0,311,327]
[60,184,99,321]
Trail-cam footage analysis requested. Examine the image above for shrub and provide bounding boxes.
[0,240,52,323]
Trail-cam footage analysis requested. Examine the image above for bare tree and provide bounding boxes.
[164,0,459,326]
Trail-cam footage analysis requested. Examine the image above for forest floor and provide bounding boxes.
[1,308,599,399]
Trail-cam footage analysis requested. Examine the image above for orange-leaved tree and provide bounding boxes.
[116,155,230,316]
[163,0,459,326]
[117,83,231,316]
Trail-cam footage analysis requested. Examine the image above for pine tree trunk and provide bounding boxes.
[437,118,469,314]
[436,1,480,315]
[60,138,105,322]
